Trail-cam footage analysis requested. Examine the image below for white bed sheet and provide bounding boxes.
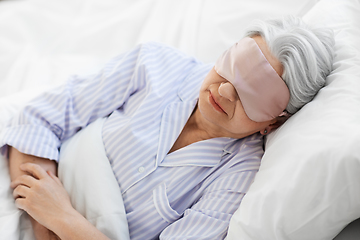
[0,0,319,239]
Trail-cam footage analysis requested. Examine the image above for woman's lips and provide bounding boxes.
[209,92,227,114]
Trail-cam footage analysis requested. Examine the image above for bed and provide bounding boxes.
[0,0,359,239]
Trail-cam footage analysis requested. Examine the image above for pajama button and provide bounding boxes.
[138,166,145,173]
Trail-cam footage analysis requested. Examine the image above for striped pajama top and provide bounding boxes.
[0,42,264,239]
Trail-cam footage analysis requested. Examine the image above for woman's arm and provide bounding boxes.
[50,209,110,240]
[8,146,57,183]
[0,44,146,163]
[2,44,151,240]
[10,161,110,240]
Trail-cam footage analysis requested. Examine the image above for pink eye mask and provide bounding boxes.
[214,37,290,122]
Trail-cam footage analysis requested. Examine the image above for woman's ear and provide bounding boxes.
[262,114,291,135]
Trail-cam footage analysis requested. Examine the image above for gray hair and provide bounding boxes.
[244,16,335,114]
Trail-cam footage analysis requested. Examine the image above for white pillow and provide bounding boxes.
[58,118,130,240]
[227,0,360,239]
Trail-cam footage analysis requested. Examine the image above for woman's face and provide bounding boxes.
[197,36,283,138]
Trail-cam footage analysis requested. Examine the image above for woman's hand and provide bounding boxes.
[10,162,110,240]
[10,162,76,232]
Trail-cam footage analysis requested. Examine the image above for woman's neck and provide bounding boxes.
[168,106,217,154]
[187,105,229,140]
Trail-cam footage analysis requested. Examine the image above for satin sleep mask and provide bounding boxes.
[214,37,290,122]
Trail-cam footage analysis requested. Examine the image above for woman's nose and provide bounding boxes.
[218,82,237,102]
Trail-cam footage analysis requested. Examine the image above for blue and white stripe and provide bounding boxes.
[0,42,264,239]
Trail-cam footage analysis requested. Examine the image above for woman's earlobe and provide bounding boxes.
[265,114,290,134]
[261,128,269,135]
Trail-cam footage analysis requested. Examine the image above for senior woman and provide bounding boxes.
[2,16,334,240]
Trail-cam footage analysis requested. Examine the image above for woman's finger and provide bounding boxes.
[20,163,48,180]
[14,197,27,211]
[10,174,38,189]
[13,185,30,199]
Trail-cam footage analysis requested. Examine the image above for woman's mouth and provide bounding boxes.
[209,92,227,114]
